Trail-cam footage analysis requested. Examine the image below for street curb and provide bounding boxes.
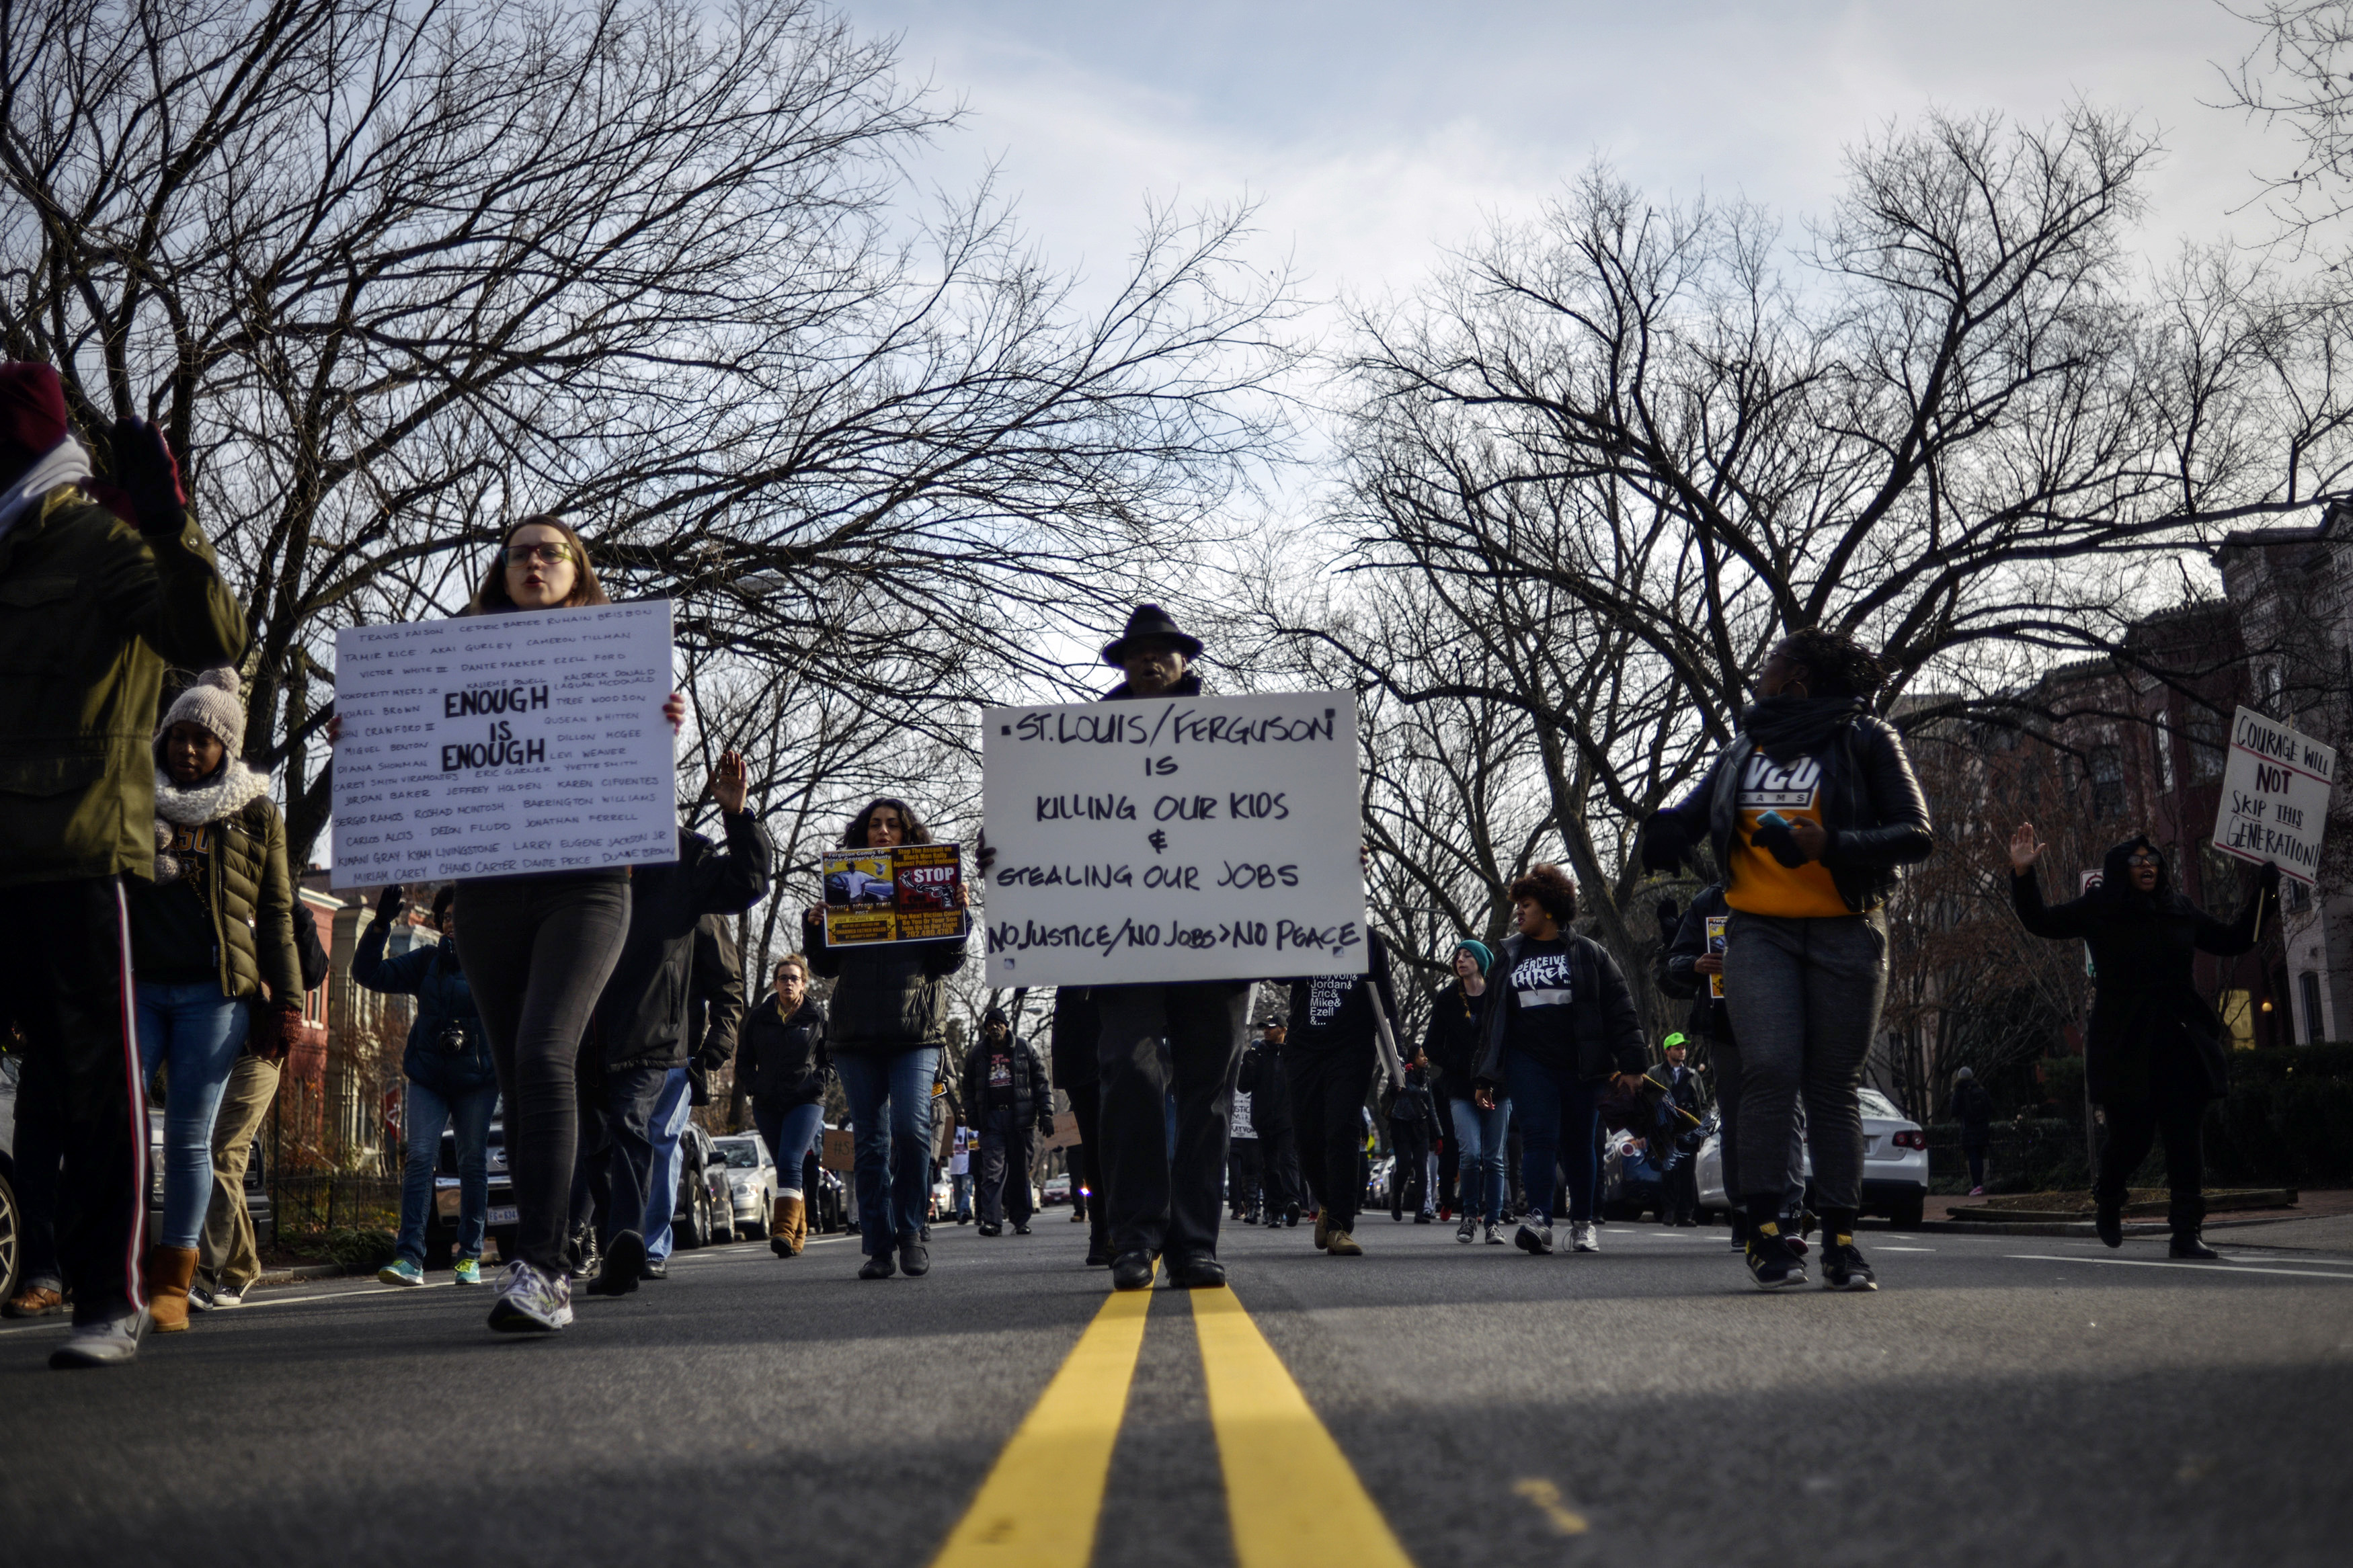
[251,1262,368,1287]
[1911,1212,2305,1239]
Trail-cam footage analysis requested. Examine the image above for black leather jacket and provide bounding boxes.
[1652,716,1932,914]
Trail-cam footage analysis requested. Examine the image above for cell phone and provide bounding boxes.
[1756,811,1789,830]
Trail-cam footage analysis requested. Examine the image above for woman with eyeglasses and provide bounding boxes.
[331,515,684,1331]
[2008,827,2277,1259]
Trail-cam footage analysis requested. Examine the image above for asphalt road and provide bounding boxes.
[3,1214,2349,1568]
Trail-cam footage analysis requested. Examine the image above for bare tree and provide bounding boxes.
[0,0,1296,872]
[1299,107,2353,995]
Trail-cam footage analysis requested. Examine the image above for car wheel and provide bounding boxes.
[0,1168,21,1307]
[742,1216,767,1240]
[1891,1192,1925,1231]
[677,1198,703,1251]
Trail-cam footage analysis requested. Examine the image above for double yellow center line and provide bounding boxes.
[930,1273,1415,1568]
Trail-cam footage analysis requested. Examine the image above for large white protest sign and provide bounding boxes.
[331,601,678,884]
[2213,705,2336,886]
[981,688,1367,987]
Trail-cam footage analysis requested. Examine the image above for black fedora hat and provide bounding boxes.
[1103,603,1204,666]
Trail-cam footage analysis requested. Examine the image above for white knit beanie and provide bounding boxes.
[159,667,247,754]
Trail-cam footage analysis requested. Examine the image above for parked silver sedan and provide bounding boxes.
[711,1133,778,1241]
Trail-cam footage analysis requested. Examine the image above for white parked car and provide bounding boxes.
[1693,1085,1927,1229]
[711,1132,778,1240]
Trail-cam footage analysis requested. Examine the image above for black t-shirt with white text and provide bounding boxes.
[985,1048,1016,1110]
[1504,937,1578,1074]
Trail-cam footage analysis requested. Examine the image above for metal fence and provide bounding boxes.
[268,1174,402,1241]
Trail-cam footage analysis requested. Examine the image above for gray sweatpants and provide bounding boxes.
[1721,909,1887,1211]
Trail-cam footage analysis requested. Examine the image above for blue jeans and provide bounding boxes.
[754,1098,826,1195]
[950,1170,973,1218]
[834,1048,938,1255]
[397,1077,497,1265]
[1448,1093,1513,1225]
[641,1067,693,1261]
[1505,1052,1601,1227]
[135,983,249,1250]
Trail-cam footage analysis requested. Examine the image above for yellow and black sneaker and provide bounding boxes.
[1744,1223,1806,1290]
[1819,1236,1878,1292]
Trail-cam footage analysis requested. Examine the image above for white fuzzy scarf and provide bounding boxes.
[152,761,269,884]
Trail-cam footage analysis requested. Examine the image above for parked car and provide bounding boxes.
[1039,1173,1072,1207]
[813,1164,848,1235]
[672,1122,733,1247]
[1692,1086,1927,1228]
[711,1132,778,1240]
[426,1116,518,1268]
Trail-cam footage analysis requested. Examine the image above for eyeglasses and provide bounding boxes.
[2125,853,2161,867]
[503,542,574,566]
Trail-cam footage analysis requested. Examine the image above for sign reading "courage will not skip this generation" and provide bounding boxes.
[980,688,1368,988]
[2214,705,2336,887]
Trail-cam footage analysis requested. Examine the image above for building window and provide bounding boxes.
[2152,714,2176,791]
[2301,971,2326,1044]
[2089,745,2126,820]
[2285,878,2311,913]
[2187,708,2226,783]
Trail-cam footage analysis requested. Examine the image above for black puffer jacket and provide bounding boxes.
[594,813,772,1071]
[1646,707,1932,914]
[804,901,967,1051]
[737,992,828,1106]
[1237,1040,1291,1134]
[962,1032,1055,1134]
[1472,930,1646,1087]
[2011,835,2276,1104]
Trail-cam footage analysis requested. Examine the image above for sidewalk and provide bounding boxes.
[1906,1188,2353,1249]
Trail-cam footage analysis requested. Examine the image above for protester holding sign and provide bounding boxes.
[330,515,687,1333]
[803,797,969,1280]
[1638,629,1932,1292]
[2009,827,2278,1258]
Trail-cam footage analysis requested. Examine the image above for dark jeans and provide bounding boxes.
[0,877,149,1325]
[1259,1122,1299,1217]
[1506,1051,1602,1227]
[1228,1137,1263,1216]
[454,874,632,1275]
[977,1106,1036,1227]
[834,1046,938,1255]
[1068,1085,1108,1255]
[1285,1040,1375,1232]
[1711,1033,1804,1213]
[1721,909,1886,1212]
[591,1062,672,1247]
[1964,1141,1989,1189]
[1094,981,1248,1261]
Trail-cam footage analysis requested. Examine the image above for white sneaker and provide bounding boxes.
[49,1310,149,1369]
[1571,1221,1600,1253]
[487,1260,572,1332]
[211,1283,249,1308]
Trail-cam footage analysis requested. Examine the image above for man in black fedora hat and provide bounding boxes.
[1090,604,1250,1290]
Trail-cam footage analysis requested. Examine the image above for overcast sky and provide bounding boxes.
[844,1,2296,318]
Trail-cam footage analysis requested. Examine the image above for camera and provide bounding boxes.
[436,1022,471,1056]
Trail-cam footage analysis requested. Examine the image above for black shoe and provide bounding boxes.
[640,1257,668,1280]
[1285,1204,1301,1226]
[1263,1212,1283,1229]
[592,1230,644,1297]
[899,1239,930,1276]
[978,1222,1002,1237]
[1414,1212,1433,1224]
[1110,1250,1159,1291]
[1728,1210,1749,1247]
[1169,1255,1228,1289]
[1084,1243,1112,1267]
[859,1249,898,1280]
[2095,1202,2124,1249]
[1819,1241,1878,1292]
[1745,1231,1806,1290]
[2169,1233,2220,1260]
[1014,1223,1032,1235]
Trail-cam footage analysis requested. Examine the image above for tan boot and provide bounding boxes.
[776,1192,806,1257]
[145,1245,200,1333]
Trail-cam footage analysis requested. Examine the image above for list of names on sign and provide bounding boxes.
[331,601,678,884]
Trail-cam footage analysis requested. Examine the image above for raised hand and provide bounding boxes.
[712,748,749,814]
[2007,823,2044,873]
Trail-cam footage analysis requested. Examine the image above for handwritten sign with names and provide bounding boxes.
[981,688,1367,987]
[2214,705,2335,886]
[331,602,678,885]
